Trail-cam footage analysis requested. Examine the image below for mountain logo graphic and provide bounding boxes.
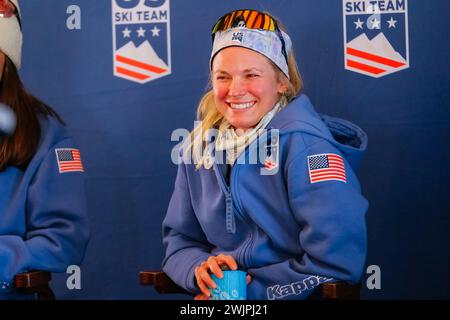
[112,0,171,84]
[343,0,409,78]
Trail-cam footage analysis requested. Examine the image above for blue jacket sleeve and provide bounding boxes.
[162,163,212,293]
[0,139,90,283]
[246,138,368,300]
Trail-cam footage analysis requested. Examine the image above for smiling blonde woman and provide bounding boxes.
[162,9,369,300]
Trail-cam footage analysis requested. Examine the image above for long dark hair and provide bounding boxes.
[0,56,64,170]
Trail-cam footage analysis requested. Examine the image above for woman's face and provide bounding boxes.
[212,47,285,133]
[0,51,5,81]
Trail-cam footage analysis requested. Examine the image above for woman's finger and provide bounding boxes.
[246,275,252,284]
[196,276,211,297]
[195,294,209,300]
[217,255,238,270]
[198,268,217,289]
[195,266,213,296]
[207,256,224,279]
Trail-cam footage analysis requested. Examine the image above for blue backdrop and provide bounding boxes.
[19,0,450,299]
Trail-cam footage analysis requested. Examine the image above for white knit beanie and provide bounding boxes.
[0,0,22,70]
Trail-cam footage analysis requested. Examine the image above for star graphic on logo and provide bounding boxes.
[354,18,364,30]
[151,26,161,37]
[137,27,146,37]
[122,27,131,38]
[387,17,397,28]
[371,18,381,29]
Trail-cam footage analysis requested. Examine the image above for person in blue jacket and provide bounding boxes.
[162,9,368,300]
[0,0,89,299]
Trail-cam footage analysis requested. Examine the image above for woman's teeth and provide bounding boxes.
[229,102,255,109]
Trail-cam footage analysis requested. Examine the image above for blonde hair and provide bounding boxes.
[184,20,303,168]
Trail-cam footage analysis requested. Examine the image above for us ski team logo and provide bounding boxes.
[343,0,409,78]
[112,0,171,83]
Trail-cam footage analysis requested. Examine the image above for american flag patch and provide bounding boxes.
[55,148,84,173]
[307,153,346,184]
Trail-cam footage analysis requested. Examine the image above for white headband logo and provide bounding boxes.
[231,31,244,43]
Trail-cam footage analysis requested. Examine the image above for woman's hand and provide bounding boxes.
[194,254,252,298]
[194,254,238,298]
[194,273,252,300]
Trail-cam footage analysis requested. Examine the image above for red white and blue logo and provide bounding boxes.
[112,0,171,84]
[343,0,409,78]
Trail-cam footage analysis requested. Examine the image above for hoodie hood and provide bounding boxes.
[269,94,368,172]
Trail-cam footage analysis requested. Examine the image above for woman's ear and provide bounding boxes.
[277,82,288,96]
[276,72,289,95]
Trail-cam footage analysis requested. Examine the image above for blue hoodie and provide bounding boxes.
[162,95,368,300]
[0,115,89,299]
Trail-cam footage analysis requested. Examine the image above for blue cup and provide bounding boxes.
[210,270,247,300]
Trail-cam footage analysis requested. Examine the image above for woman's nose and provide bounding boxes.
[228,78,246,97]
